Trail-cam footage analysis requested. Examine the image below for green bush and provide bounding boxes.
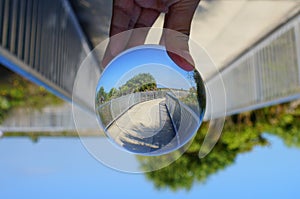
[0,70,62,124]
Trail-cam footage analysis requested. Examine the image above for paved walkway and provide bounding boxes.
[107,99,177,153]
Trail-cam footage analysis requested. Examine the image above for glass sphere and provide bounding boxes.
[95,45,206,156]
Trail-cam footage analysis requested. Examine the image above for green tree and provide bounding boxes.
[137,82,157,92]
[96,86,108,104]
[140,101,300,191]
[108,88,118,99]
[140,120,268,191]
[253,103,300,148]
[193,70,206,111]
[119,73,157,94]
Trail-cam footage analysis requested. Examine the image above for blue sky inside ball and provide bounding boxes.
[97,45,196,93]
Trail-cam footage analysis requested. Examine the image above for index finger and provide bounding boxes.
[103,0,140,67]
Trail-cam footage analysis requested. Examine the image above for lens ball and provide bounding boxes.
[95,45,206,156]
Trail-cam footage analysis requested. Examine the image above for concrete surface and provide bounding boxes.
[107,98,176,153]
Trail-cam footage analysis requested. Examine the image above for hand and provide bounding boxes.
[103,0,200,71]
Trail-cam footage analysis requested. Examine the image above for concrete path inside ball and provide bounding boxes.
[107,98,177,153]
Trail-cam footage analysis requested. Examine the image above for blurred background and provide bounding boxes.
[1,0,300,198]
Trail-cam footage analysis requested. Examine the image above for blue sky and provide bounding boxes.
[97,45,195,93]
[0,134,299,199]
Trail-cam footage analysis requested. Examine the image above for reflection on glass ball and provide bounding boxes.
[95,45,206,156]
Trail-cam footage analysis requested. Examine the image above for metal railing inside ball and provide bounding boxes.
[96,91,201,139]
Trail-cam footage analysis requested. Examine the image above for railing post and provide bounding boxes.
[294,20,300,86]
[252,51,261,104]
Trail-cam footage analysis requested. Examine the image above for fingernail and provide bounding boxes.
[167,51,195,71]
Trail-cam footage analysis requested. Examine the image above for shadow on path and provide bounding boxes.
[120,101,177,154]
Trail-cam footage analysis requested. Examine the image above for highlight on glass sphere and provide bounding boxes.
[95,45,206,156]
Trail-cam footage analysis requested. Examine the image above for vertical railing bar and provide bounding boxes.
[48,0,56,80]
[266,42,272,98]
[38,0,46,75]
[249,52,256,105]
[287,28,293,91]
[34,0,43,72]
[64,17,70,89]
[260,48,265,101]
[43,0,51,79]
[17,0,26,58]
[263,47,269,100]
[63,15,69,89]
[29,0,38,68]
[271,36,277,97]
[262,46,268,99]
[62,7,68,90]
[294,22,300,87]
[286,29,293,93]
[256,49,262,103]
[61,14,67,90]
[291,26,297,89]
[9,0,18,53]
[281,30,287,96]
[291,27,298,89]
[55,0,61,86]
[274,33,281,96]
[57,4,63,88]
[56,2,63,87]
[51,0,58,84]
[54,0,61,84]
[2,0,10,47]
[274,35,281,97]
[285,29,293,94]
[24,0,33,64]
[0,0,4,44]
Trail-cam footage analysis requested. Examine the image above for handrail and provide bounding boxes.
[0,0,92,110]
[205,12,300,119]
[165,93,200,145]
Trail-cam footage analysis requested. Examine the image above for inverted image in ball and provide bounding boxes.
[95,45,206,156]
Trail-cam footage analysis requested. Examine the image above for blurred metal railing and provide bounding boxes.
[0,0,90,107]
[0,103,75,132]
[206,12,300,117]
[0,102,101,133]
[165,93,200,144]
